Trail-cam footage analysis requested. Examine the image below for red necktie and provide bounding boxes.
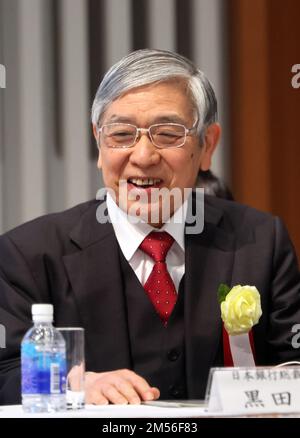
[139,231,177,325]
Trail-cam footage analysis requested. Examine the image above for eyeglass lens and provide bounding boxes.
[101,124,186,148]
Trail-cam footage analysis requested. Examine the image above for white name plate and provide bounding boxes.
[206,367,300,415]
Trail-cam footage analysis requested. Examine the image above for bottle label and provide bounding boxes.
[21,343,66,395]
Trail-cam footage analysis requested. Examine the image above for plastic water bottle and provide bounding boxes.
[21,304,67,413]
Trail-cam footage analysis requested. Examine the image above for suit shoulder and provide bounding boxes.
[204,195,276,229]
[0,200,98,247]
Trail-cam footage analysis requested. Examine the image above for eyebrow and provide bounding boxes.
[152,115,187,125]
[105,114,188,125]
[106,115,135,124]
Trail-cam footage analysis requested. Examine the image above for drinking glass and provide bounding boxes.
[57,327,85,409]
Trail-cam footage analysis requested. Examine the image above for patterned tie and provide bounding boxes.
[139,231,177,325]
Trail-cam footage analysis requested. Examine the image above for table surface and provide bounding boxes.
[1,403,300,418]
[0,403,208,418]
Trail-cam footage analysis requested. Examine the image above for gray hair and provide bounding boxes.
[91,49,218,142]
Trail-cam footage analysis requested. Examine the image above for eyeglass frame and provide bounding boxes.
[96,121,198,149]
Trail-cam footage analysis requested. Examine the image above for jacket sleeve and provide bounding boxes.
[267,217,300,363]
[0,234,42,404]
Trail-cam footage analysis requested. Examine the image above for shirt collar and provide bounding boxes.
[106,192,186,261]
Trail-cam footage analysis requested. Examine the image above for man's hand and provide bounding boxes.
[84,369,160,405]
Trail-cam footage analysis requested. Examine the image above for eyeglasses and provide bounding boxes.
[97,122,197,149]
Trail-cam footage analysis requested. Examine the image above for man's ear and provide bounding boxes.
[199,123,221,171]
[92,124,102,169]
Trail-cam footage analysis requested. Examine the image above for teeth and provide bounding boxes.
[129,178,161,186]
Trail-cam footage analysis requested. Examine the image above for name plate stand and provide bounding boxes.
[206,367,300,415]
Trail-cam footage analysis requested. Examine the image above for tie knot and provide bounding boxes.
[140,231,174,262]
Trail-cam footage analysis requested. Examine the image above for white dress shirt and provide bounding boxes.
[106,193,186,292]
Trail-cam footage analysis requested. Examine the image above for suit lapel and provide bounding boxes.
[61,196,255,397]
[63,202,131,372]
[184,199,236,398]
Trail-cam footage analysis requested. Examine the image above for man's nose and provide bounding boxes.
[128,131,161,167]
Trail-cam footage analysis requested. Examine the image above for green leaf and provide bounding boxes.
[217,283,231,304]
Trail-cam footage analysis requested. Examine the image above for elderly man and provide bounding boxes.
[0,49,300,405]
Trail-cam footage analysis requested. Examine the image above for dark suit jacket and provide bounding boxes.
[0,195,300,404]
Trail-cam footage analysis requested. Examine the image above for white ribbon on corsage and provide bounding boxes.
[229,332,255,366]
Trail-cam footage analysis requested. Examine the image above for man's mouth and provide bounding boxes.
[127,177,162,188]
